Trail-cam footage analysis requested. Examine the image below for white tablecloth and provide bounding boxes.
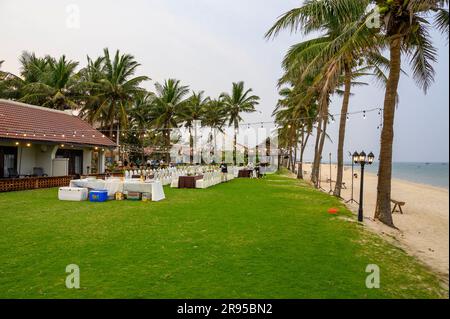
[69,178,165,201]
[123,181,153,193]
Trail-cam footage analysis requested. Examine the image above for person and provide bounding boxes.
[255,164,261,179]
[220,162,228,182]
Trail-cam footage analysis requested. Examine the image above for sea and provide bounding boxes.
[361,162,449,189]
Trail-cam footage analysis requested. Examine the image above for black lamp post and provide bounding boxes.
[353,151,375,222]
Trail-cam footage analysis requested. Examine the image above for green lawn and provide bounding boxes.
[0,174,446,299]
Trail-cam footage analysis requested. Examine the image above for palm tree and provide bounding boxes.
[266,0,377,188]
[93,48,149,138]
[78,56,107,125]
[221,81,260,165]
[0,60,8,98]
[202,98,228,163]
[148,79,190,163]
[18,54,80,110]
[127,91,155,163]
[267,0,448,226]
[368,0,448,227]
[273,83,319,177]
[182,91,209,164]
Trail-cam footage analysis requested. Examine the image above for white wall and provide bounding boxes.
[83,148,92,175]
[1,141,105,176]
[35,144,58,176]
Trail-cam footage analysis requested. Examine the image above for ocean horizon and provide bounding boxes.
[346,161,449,189]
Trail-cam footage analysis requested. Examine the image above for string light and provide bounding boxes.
[0,107,382,137]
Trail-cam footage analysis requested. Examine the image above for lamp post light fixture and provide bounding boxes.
[353,151,375,222]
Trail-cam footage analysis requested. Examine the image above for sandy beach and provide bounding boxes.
[302,163,449,282]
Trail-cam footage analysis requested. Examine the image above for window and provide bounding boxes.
[0,146,18,178]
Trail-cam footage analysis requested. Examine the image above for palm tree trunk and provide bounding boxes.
[233,124,238,165]
[312,98,329,188]
[189,126,194,164]
[194,121,198,164]
[298,128,305,179]
[334,65,352,197]
[293,144,298,173]
[375,38,402,228]
[288,147,293,171]
[109,121,114,139]
[222,132,226,162]
[166,128,171,164]
[298,130,310,179]
[311,118,323,186]
[213,128,217,163]
[109,101,115,138]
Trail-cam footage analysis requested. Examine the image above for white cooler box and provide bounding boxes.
[58,187,88,201]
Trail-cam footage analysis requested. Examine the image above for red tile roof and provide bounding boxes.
[0,99,116,147]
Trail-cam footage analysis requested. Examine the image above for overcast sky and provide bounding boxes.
[1,0,448,162]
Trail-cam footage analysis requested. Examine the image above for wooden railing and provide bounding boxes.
[0,176,75,193]
[81,173,124,180]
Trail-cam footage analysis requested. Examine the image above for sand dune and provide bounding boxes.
[302,163,449,282]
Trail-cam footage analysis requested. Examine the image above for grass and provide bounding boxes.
[0,174,446,299]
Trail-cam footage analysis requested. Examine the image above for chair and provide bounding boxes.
[7,168,19,178]
[33,167,48,177]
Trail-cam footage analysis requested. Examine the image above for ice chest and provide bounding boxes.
[89,190,108,202]
[58,187,88,201]
[126,192,142,201]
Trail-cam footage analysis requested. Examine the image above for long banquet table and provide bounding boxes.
[69,178,165,201]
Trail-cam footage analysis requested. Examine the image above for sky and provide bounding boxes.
[0,0,448,162]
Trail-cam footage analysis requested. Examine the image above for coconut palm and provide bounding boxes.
[93,48,149,138]
[16,54,80,110]
[0,60,8,98]
[266,0,378,188]
[126,91,155,163]
[273,82,319,177]
[202,98,228,163]
[148,79,190,163]
[367,0,448,227]
[267,0,448,226]
[221,81,260,165]
[77,56,107,125]
[182,91,210,164]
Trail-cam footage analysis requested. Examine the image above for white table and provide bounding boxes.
[69,178,165,202]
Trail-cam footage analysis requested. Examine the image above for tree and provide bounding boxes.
[182,91,209,164]
[221,81,260,165]
[202,98,227,163]
[266,0,375,188]
[370,0,448,227]
[16,53,80,110]
[148,79,190,163]
[93,48,149,138]
[126,91,155,163]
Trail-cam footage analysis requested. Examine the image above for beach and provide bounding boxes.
[303,163,450,282]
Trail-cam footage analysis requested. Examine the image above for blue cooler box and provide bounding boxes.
[89,190,108,202]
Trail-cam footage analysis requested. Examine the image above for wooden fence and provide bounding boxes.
[0,173,125,193]
[0,176,75,193]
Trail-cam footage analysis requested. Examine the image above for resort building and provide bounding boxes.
[0,99,116,178]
